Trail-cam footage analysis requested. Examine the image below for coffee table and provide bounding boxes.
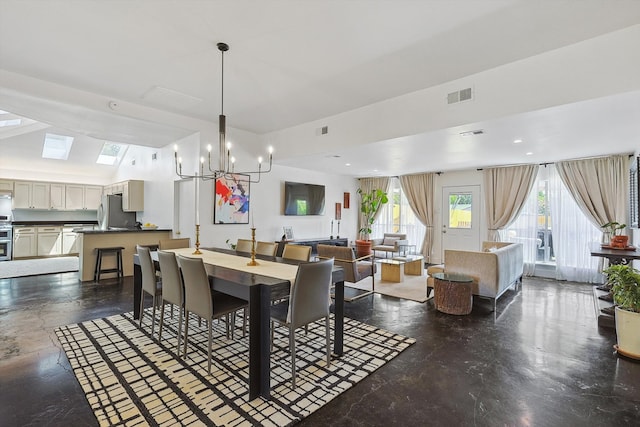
[432,272,474,315]
[379,254,424,282]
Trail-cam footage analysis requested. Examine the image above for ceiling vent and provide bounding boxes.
[316,125,329,136]
[447,87,473,104]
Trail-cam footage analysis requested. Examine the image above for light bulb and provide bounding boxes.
[207,144,212,152]
[258,156,263,164]
[173,144,178,152]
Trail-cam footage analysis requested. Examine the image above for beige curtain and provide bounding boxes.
[484,164,539,241]
[399,173,435,262]
[555,154,629,234]
[357,177,390,238]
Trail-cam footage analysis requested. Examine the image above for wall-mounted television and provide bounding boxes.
[284,181,325,215]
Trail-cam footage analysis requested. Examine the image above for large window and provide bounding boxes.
[371,178,426,250]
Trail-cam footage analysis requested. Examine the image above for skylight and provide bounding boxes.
[0,119,21,127]
[96,142,128,165]
[42,133,74,160]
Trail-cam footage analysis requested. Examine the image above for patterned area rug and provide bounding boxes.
[55,311,415,426]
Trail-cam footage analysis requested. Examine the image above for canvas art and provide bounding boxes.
[214,174,250,224]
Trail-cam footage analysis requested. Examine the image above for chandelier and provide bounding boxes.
[174,42,273,183]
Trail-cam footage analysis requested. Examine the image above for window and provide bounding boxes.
[448,193,472,229]
[96,142,128,165]
[371,178,426,250]
[42,133,74,160]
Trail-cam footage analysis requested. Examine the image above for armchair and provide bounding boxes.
[371,233,408,258]
[317,244,376,301]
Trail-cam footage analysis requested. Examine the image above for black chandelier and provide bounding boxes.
[174,42,273,183]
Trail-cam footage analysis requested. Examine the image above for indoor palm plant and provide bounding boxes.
[602,264,640,359]
[355,188,388,256]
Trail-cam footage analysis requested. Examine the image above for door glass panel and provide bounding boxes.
[449,193,472,229]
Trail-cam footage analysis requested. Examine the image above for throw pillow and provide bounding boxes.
[383,237,399,246]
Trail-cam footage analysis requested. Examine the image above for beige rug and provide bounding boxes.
[347,269,431,303]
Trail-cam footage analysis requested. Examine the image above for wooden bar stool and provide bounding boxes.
[94,246,125,281]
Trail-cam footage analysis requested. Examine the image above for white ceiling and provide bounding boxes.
[1,0,640,178]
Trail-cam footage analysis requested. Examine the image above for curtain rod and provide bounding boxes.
[475,153,634,171]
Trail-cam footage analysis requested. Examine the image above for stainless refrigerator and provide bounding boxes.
[97,194,137,230]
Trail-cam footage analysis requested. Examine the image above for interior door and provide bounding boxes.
[441,185,480,257]
[175,178,195,242]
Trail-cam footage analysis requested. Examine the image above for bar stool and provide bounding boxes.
[94,246,125,281]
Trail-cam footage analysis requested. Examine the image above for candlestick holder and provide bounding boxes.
[336,220,340,239]
[193,224,202,255]
[247,227,259,266]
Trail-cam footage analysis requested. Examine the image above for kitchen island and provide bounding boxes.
[76,228,172,281]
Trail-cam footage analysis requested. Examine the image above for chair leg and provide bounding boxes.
[158,301,165,341]
[151,295,157,336]
[289,326,296,388]
[225,314,230,339]
[325,316,331,366]
[138,291,145,328]
[270,320,275,351]
[176,306,183,357]
[183,311,190,359]
[207,319,213,374]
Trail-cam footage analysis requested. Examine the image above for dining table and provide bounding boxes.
[132,247,345,401]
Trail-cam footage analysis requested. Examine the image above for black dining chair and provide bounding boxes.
[270,257,334,388]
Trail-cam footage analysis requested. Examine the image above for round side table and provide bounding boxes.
[432,272,474,315]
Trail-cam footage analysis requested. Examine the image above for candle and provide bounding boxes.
[195,173,200,225]
[251,211,254,228]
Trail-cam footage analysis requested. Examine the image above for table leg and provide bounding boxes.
[333,280,344,356]
[133,263,142,320]
[249,284,271,400]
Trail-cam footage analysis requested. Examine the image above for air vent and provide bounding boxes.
[316,125,329,136]
[151,152,157,160]
[460,129,484,137]
[447,87,473,104]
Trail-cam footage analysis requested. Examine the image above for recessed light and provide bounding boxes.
[526,152,533,156]
[513,139,523,144]
[345,163,351,166]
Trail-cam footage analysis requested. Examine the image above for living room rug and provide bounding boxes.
[55,311,415,426]
[0,256,79,279]
[347,270,430,303]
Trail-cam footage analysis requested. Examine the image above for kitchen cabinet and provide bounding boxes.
[13,181,51,209]
[13,227,37,258]
[106,180,144,211]
[66,185,103,210]
[62,227,79,254]
[0,180,12,191]
[37,226,62,256]
[50,184,66,209]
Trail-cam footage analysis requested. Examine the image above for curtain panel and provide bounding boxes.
[484,164,539,242]
[357,177,391,239]
[399,173,435,262]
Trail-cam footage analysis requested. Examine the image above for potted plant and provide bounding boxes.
[603,264,640,359]
[355,188,388,257]
[601,221,628,248]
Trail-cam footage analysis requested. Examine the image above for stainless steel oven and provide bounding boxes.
[0,214,12,261]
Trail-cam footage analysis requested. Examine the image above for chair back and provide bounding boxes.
[236,239,253,253]
[136,245,158,294]
[317,244,359,282]
[177,255,212,319]
[256,241,277,256]
[288,258,334,327]
[282,244,311,262]
[157,250,183,306]
[159,238,190,250]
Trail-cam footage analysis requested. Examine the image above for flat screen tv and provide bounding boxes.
[284,181,325,215]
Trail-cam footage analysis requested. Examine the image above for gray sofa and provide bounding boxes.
[371,233,408,258]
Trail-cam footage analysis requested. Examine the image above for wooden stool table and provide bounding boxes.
[432,272,474,315]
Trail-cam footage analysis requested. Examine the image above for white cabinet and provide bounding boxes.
[0,180,12,191]
[65,185,102,210]
[13,227,37,258]
[121,180,144,211]
[50,184,66,209]
[62,227,79,254]
[13,181,51,209]
[37,226,62,256]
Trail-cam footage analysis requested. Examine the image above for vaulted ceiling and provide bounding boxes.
[1,1,639,178]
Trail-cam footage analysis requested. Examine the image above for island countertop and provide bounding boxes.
[76,228,172,234]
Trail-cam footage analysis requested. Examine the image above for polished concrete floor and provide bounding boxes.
[1,272,639,426]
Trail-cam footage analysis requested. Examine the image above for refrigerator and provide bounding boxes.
[97,194,137,230]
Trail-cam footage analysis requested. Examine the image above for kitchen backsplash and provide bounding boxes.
[12,209,99,223]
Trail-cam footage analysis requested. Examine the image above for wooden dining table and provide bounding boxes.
[132,247,345,401]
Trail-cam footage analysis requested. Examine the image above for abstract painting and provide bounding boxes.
[214,174,250,224]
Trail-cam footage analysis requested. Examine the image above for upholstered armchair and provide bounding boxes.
[316,244,376,300]
[371,233,408,258]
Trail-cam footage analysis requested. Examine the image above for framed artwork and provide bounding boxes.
[283,226,294,240]
[335,202,342,220]
[344,192,350,209]
[214,174,250,224]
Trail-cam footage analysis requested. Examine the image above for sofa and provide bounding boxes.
[427,241,523,311]
[371,233,409,258]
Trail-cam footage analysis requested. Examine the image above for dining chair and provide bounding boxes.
[282,244,311,262]
[270,257,334,388]
[157,250,184,356]
[177,255,248,373]
[137,245,162,336]
[159,238,191,250]
[256,241,277,256]
[236,238,253,253]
